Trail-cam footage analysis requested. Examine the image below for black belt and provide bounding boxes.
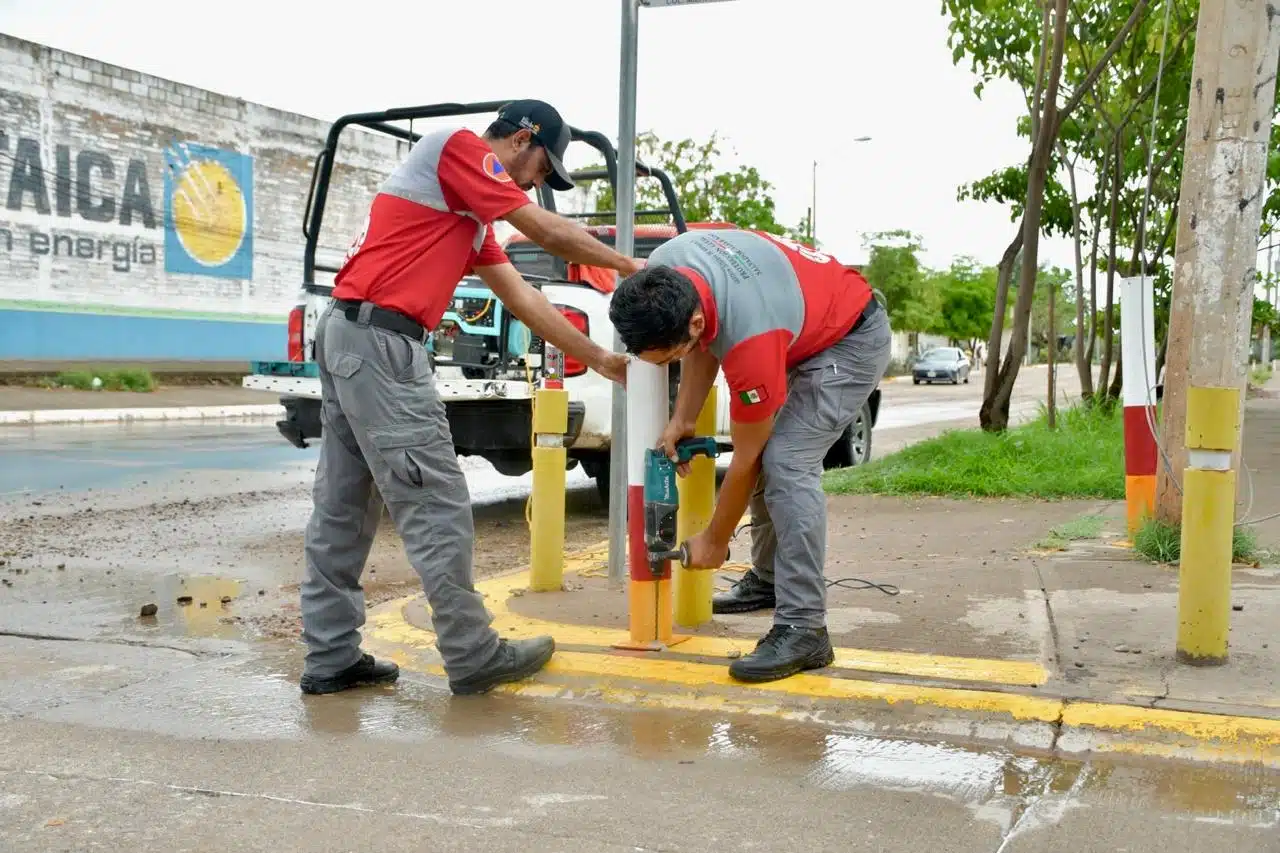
[333,299,427,342]
[847,296,881,335]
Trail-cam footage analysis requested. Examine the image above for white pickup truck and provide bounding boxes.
[242,102,881,503]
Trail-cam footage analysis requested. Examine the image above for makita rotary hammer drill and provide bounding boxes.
[643,436,721,575]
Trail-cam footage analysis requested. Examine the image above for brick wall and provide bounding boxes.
[0,33,403,340]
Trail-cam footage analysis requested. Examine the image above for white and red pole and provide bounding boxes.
[617,358,676,649]
[1120,274,1158,536]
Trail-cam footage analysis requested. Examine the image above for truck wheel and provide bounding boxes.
[578,453,612,508]
[822,400,873,470]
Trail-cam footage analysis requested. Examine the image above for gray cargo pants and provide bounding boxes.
[300,301,500,681]
[746,305,892,629]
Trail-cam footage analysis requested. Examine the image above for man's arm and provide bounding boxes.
[434,131,641,277]
[706,415,774,547]
[703,331,789,547]
[473,261,621,376]
[671,346,721,428]
[505,204,642,276]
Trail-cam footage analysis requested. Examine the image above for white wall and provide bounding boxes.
[0,33,401,325]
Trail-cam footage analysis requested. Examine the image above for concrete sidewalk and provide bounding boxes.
[365,395,1280,768]
[0,385,281,425]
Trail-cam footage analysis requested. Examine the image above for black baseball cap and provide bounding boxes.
[495,99,575,192]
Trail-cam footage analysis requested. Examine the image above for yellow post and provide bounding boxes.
[1175,385,1241,666]
[528,386,569,592]
[674,387,717,626]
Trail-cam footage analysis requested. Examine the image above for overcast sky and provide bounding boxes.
[2,0,1084,272]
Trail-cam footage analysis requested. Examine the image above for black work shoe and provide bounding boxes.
[728,625,834,683]
[300,653,400,695]
[449,636,556,695]
[711,569,776,614]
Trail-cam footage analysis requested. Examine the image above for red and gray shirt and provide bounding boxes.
[331,127,533,328]
[647,229,874,423]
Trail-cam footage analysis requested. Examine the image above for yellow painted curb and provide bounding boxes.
[1064,702,1280,748]
[365,598,1280,767]
[391,541,1050,688]
[545,651,1063,721]
[363,620,1062,724]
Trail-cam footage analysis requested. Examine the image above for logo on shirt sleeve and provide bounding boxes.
[738,387,769,406]
[482,152,513,183]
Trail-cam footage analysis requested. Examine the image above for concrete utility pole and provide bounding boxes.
[1155,0,1280,527]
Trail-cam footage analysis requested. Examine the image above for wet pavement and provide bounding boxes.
[1,631,1277,852]
[8,366,1278,850]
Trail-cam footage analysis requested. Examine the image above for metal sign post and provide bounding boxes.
[607,0,641,587]
[607,0,740,588]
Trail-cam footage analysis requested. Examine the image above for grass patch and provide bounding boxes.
[824,401,1124,499]
[51,368,156,393]
[1036,513,1108,550]
[1131,517,1264,565]
[1250,363,1273,386]
[52,370,96,390]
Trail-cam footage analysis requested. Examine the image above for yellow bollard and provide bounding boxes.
[674,387,717,627]
[528,385,569,592]
[1175,385,1241,666]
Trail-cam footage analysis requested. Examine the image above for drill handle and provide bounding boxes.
[669,541,731,568]
[672,435,719,464]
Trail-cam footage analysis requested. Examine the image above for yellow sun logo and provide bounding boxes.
[163,142,254,279]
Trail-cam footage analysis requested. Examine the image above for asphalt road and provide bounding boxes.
[0,364,1080,501]
[12,363,1272,852]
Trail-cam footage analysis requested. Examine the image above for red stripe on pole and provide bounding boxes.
[1123,405,1158,476]
[628,485,652,582]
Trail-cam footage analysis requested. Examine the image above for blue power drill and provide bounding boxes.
[643,436,720,577]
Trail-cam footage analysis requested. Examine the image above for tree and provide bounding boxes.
[945,0,1157,430]
[1253,296,1278,337]
[579,131,803,235]
[861,230,940,334]
[1012,264,1073,352]
[788,210,819,248]
[934,258,997,350]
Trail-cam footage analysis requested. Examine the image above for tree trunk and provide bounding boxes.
[1155,331,1169,385]
[1098,138,1122,396]
[1064,151,1094,399]
[981,227,1025,407]
[1047,270,1057,427]
[1108,351,1124,403]
[1085,146,1109,386]
[982,0,1069,432]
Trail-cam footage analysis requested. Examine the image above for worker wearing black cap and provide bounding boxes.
[488,99,578,192]
[299,99,640,698]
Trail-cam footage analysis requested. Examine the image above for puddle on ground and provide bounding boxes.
[133,573,252,640]
[111,649,1277,827]
[16,626,1279,832]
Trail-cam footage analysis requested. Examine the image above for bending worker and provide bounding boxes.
[608,228,891,683]
[299,100,638,697]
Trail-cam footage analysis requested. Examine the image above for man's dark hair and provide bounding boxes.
[608,265,700,354]
[483,119,519,140]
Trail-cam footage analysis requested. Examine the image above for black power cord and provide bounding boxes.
[725,524,901,597]
[827,576,900,596]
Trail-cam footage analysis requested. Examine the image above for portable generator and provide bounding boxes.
[429,284,534,378]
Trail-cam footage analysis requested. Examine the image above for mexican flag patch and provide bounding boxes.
[738,387,768,406]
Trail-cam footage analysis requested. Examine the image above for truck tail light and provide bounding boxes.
[287,304,305,362]
[554,304,589,377]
